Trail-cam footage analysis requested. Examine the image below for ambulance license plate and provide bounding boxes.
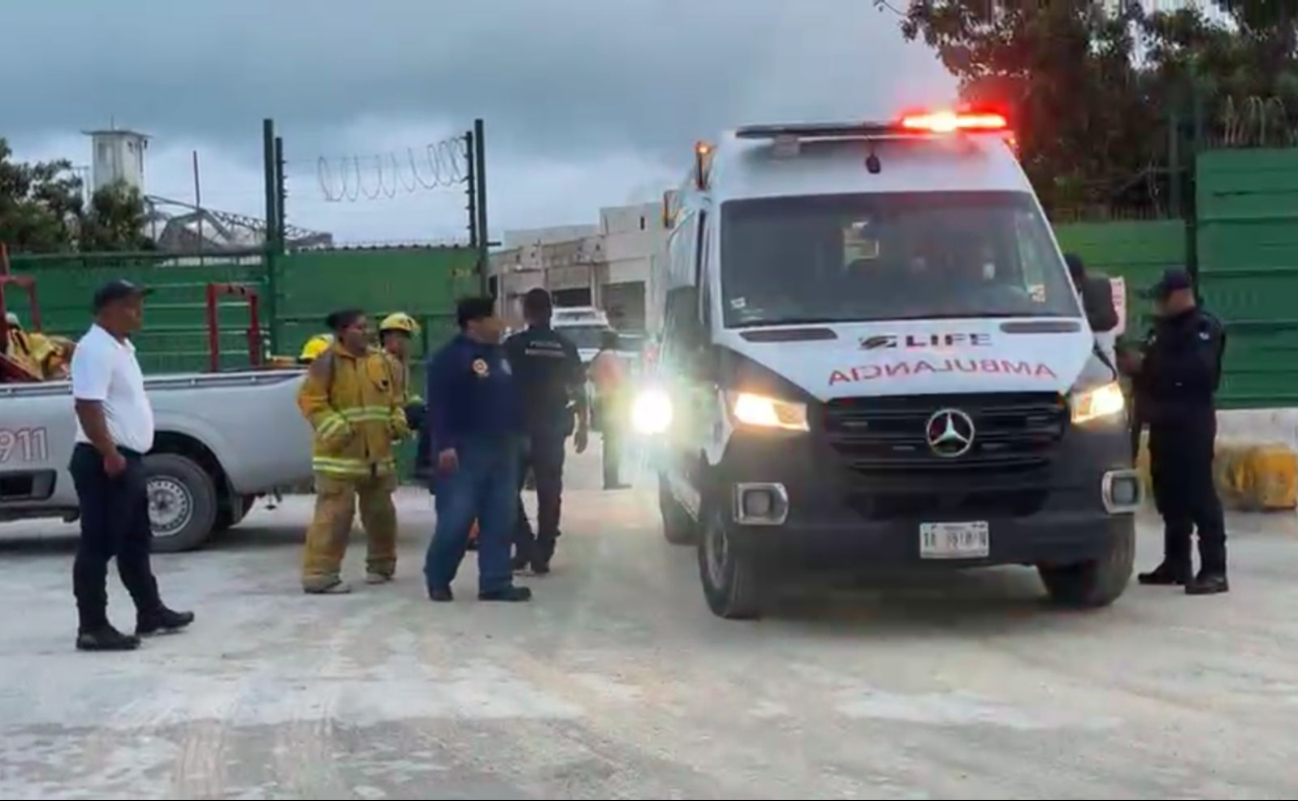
[920,521,990,559]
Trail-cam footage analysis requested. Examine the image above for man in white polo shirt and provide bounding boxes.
[69,280,194,652]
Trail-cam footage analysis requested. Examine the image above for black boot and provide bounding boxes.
[136,607,195,637]
[428,586,454,603]
[1138,563,1191,586]
[479,586,533,603]
[1186,572,1229,596]
[77,624,141,652]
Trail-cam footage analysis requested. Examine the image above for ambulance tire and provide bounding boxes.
[1038,520,1135,609]
[698,507,763,620]
[144,454,219,554]
[658,473,698,546]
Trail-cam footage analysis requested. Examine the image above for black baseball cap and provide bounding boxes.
[92,279,152,311]
[1143,268,1193,300]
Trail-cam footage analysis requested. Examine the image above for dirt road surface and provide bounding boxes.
[1,450,1295,799]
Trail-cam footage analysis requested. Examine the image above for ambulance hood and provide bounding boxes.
[716,318,1094,402]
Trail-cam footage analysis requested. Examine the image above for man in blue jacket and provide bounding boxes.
[423,297,531,603]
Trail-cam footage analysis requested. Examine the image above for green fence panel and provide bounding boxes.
[8,251,268,373]
[274,247,477,360]
[1197,148,1298,406]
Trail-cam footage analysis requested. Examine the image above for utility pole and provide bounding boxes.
[473,119,490,299]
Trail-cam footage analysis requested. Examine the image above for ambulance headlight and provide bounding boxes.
[1070,381,1126,425]
[729,392,809,432]
[631,387,673,435]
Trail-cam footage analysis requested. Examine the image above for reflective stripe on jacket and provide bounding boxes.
[297,344,410,477]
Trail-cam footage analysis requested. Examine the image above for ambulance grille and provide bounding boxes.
[822,392,1068,474]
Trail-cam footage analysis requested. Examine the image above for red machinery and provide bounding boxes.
[205,282,264,373]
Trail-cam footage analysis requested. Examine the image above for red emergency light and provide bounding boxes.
[899,110,1009,133]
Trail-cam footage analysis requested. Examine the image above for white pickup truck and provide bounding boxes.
[0,370,313,552]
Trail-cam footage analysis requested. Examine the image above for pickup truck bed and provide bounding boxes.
[0,369,313,551]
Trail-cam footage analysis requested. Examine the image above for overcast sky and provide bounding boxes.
[3,0,953,244]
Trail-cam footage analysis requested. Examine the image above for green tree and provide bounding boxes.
[80,181,153,252]
[879,0,1298,214]
[0,137,83,252]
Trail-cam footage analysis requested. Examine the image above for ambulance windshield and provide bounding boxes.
[720,191,1080,327]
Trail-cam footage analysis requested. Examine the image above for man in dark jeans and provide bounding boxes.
[424,297,532,603]
[505,289,588,574]
[70,280,194,651]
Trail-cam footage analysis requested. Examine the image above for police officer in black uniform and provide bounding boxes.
[1120,268,1229,596]
[506,289,589,574]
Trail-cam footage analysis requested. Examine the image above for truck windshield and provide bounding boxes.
[720,191,1080,327]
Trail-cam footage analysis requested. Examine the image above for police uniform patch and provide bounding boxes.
[472,358,489,377]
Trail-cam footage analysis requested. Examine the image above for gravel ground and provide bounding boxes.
[1,449,1295,799]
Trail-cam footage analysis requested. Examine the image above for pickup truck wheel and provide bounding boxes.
[144,454,218,553]
[1039,520,1135,608]
[214,494,254,533]
[659,473,698,546]
[698,508,763,620]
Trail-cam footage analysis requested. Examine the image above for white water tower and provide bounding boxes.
[84,127,150,194]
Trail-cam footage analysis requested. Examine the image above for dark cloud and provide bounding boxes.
[3,0,953,239]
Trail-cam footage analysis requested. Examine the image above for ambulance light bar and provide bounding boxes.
[736,110,1009,141]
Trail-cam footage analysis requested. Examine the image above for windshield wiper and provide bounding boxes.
[730,317,838,329]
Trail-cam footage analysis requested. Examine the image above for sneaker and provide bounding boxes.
[76,625,141,652]
[1137,563,1191,586]
[304,580,353,595]
[479,586,533,603]
[136,608,195,637]
[1186,573,1230,596]
[428,587,454,603]
[365,572,394,585]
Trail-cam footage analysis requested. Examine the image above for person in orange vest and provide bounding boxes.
[589,329,631,490]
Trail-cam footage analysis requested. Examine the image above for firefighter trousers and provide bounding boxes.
[302,471,398,590]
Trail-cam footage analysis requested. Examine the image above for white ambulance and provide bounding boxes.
[641,109,1142,619]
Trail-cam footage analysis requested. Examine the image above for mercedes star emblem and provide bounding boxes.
[926,408,976,458]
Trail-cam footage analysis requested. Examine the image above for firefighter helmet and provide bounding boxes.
[379,312,420,335]
[299,334,335,363]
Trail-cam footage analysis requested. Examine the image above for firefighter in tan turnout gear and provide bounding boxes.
[297,309,410,594]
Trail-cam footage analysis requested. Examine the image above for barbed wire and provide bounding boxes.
[316,135,469,203]
[1220,95,1295,148]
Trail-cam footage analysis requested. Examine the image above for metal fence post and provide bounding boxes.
[474,119,490,299]
[262,119,281,353]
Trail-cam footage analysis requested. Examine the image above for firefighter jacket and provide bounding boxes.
[297,344,410,477]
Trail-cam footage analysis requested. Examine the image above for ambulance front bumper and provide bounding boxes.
[714,421,1137,568]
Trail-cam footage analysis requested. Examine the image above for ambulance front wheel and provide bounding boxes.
[1038,519,1136,608]
[698,508,764,620]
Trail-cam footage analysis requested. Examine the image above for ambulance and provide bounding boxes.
[639,109,1142,619]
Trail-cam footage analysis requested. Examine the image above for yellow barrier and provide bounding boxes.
[1136,435,1298,511]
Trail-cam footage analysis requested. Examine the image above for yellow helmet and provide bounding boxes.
[380,312,420,335]
[299,334,335,362]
